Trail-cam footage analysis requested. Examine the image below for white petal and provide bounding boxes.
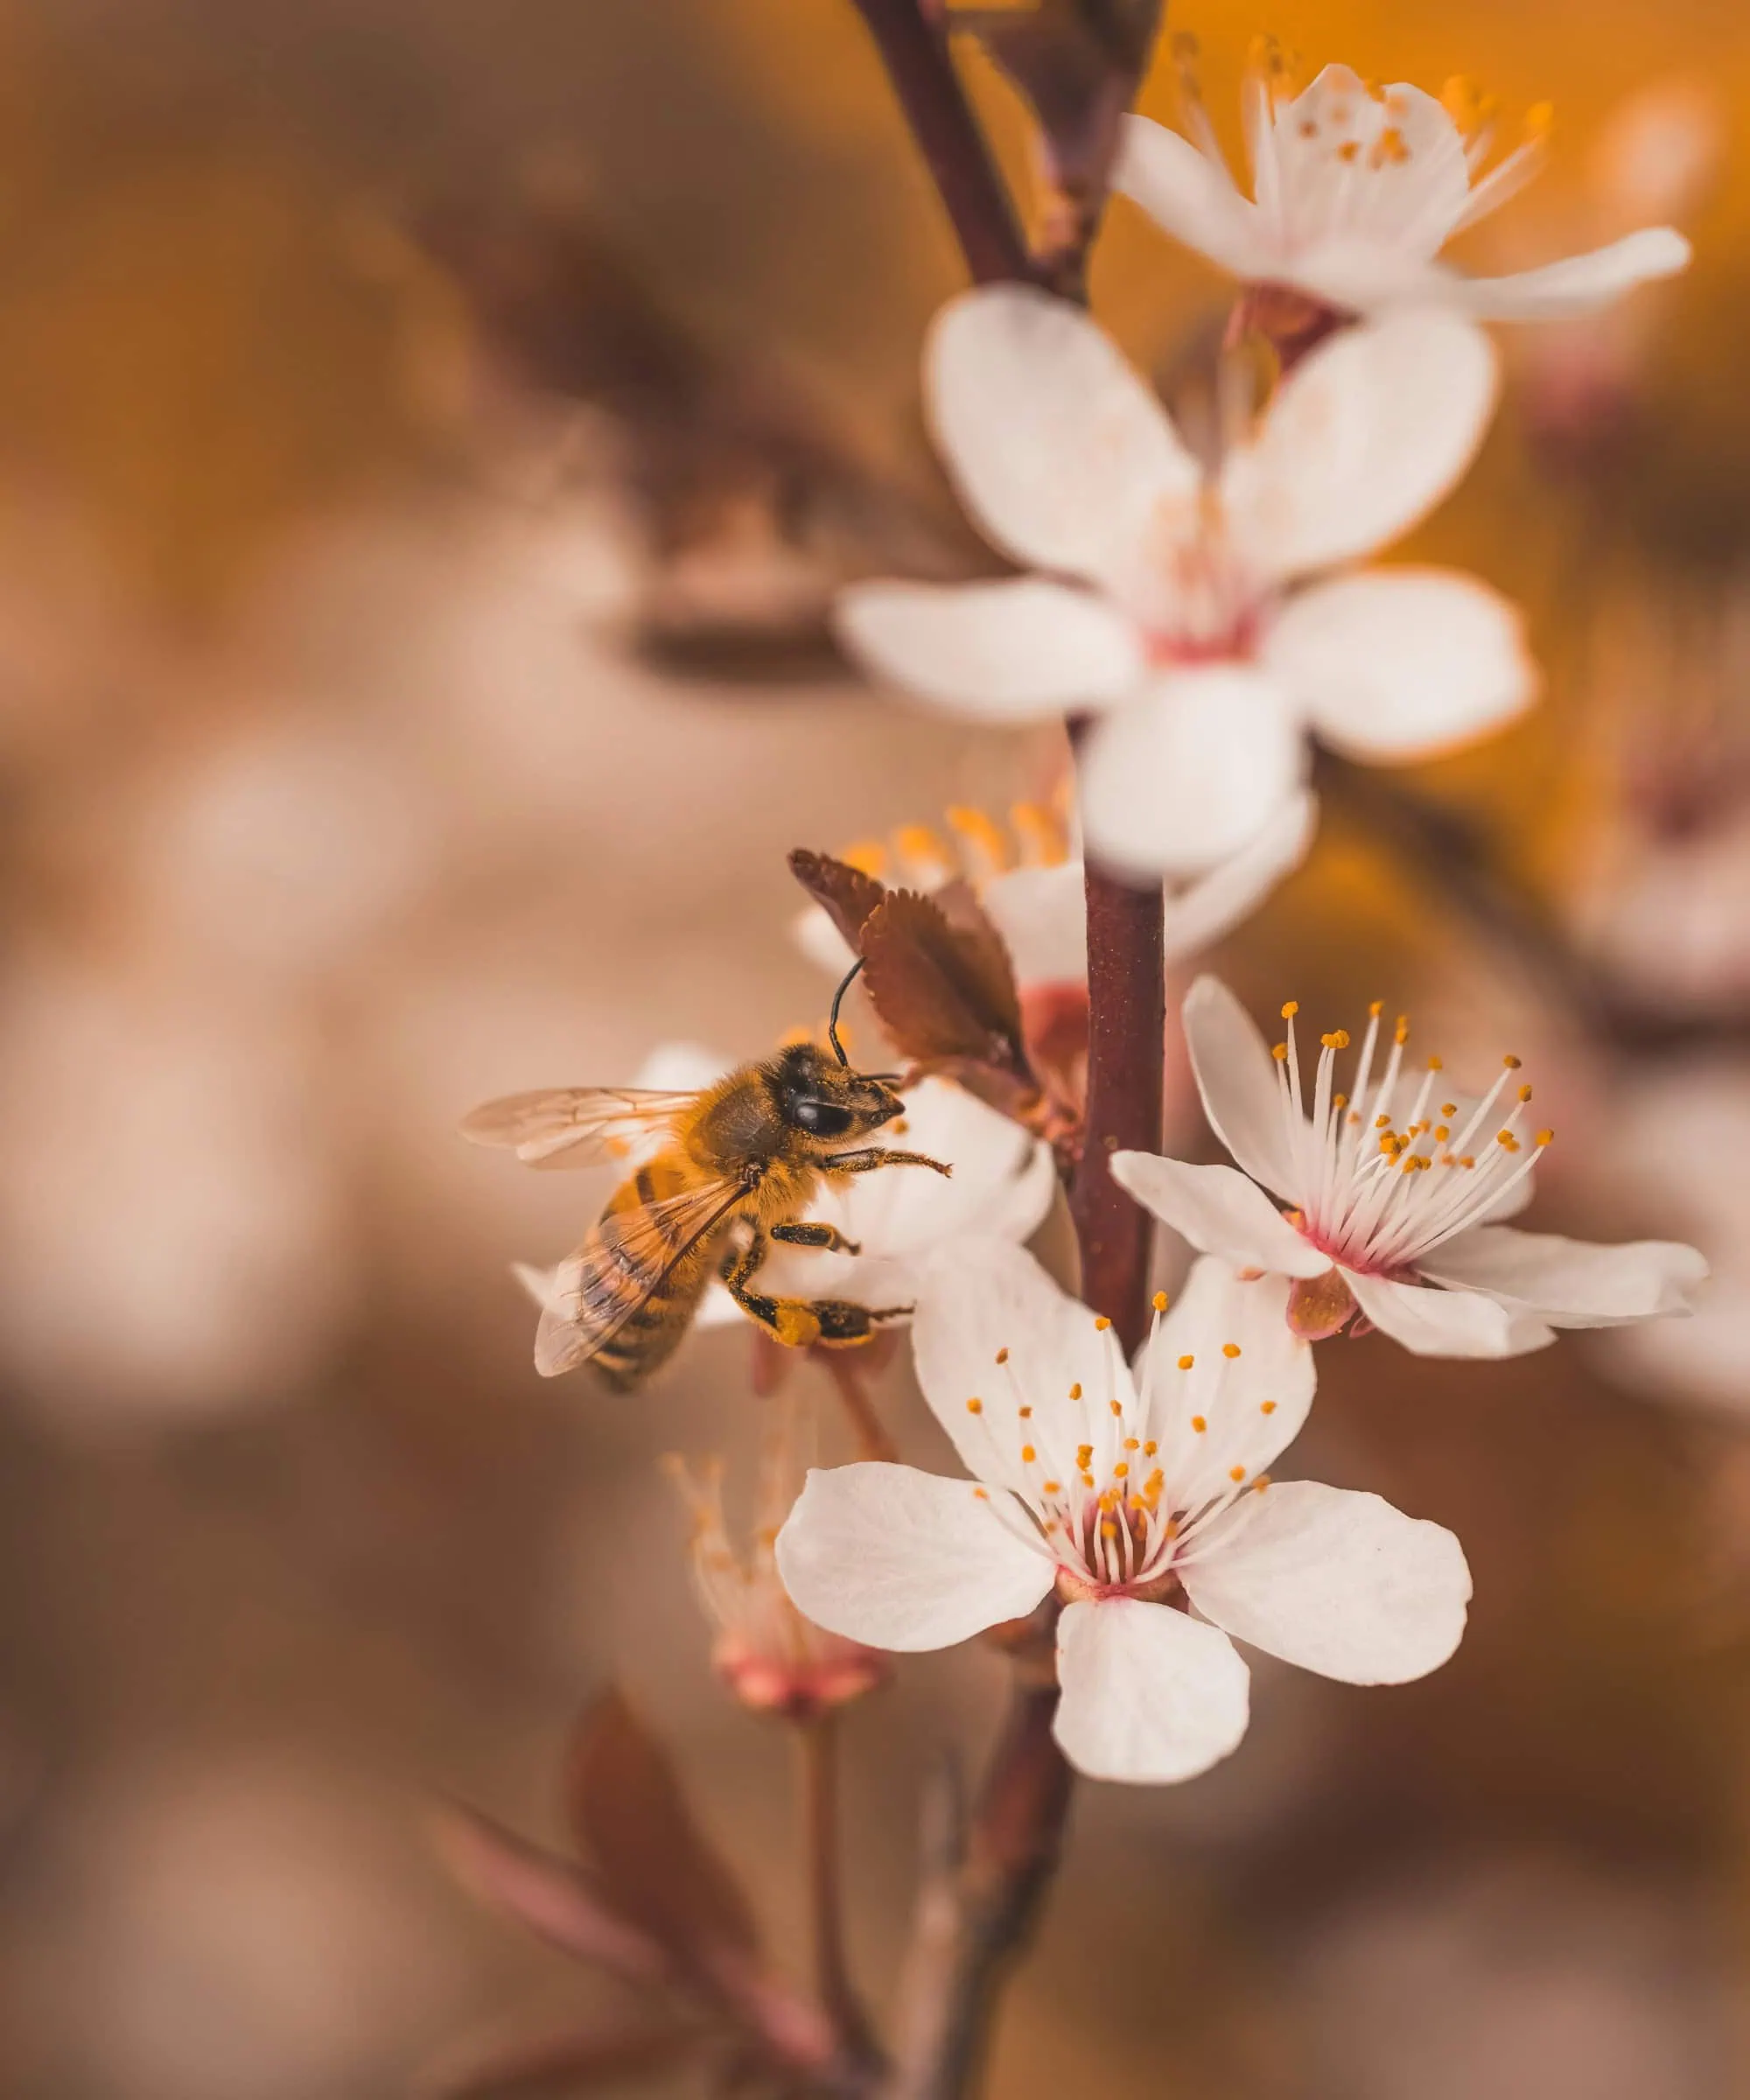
[926,285,1202,587]
[1140,1259,1318,1508]
[1111,1153,1328,1278]
[1160,788,1317,963]
[911,1240,1138,1493]
[836,579,1143,724]
[1221,312,1499,582]
[1078,669,1306,879]
[1346,1269,1556,1358]
[1180,974,1300,1197]
[1112,116,1270,278]
[1264,569,1537,763]
[775,1463,1052,1651]
[793,903,857,976]
[1269,74,1471,256]
[1452,228,1691,320]
[1181,1480,1471,1684]
[982,860,1087,987]
[1054,1597,1250,1784]
[1419,1225,1709,1328]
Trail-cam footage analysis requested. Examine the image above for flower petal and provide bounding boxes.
[1180,974,1301,1197]
[1451,228,1691,320]
[982,860,1087,986]
[836,579,1143,723]
[1221,312,1499,582]
[1181,1480,1471,1684]
[1054,1597,1250,1784]
[1139,1258,1318,1508]
[1112,116,1270,278]
[1111,1153,1329,1278]
[1269,74,1472,256]
[775,1462,1052,1651]
[911,1240,1138,1493]
[1419,1225,1709,1328]
[1078,668,1306,879]
[1160,788,1317,964]
[1264,570,1536,762]
[1345,1269,1556,1358]
[926,285,1201,587]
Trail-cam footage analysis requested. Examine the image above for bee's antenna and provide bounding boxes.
[828,957,864,1068]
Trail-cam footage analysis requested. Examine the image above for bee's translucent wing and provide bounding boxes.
[535,1176,749,1377]
[459,1087,700,1169]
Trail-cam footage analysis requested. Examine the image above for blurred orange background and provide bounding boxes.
[2,4,1749,2096]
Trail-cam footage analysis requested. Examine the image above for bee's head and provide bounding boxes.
[774,1042,903,1144]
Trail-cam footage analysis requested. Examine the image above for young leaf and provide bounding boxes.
[566,1690,762,1976]
[431,1803,669,1986]
[788,849,889,952]
[860,889,1029,1077]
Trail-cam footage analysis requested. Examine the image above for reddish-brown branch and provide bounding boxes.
[1071,863,1166,1353]
[797,1715,882,2074]
[847,0,1034,287]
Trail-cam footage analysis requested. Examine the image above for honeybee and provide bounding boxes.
[461,965,951,1390]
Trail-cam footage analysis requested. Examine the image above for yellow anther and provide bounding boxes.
[995,1347,1009,1364]
[1272,1042,1289,1061]
[1042,1480,1060,1495]
[1094,1316,1111,1333]
[1143,1440,1158,1457]
[1178,1354,1194,1370]
[1222,1341,1242,1359]
[1261,1399,1278,1415]
[1460,1154,1476,1169]
[1076,1444,1094,1468]
[1009,800,1067,867]
[1503,1054,1522,1070]
[1395,1015,1410,1045]
[1080,1473,1095,1488]
[966,1397,983,1415]
[1068,1382,1082,1401]
[973,1487,989,1501]
[1333,1092,1348,1110]
[1021,1445,1036,1464]
[1434,1125,1451,1143]
[1496,1129,1515,1145]
[1371,124,1409,165]
[1124,1437,1139,1452]
[1281,1000,1299,1018]
[1427,1055,1444,1073]
[1518,1084,1533,1103]
[1376,1114,1391,1130]
[944,804,1011,872]
[840,838,887,878]
[1441,1102,1458,1118]
[1337,138,1361,163]
[1321,1030,1350,1050]
[1114,1462,1130,1479]
[1101,1519,1119,1540]
[1253,1475,1271,1494]
[1018,1404,1032,1419]
[1229,1466,1247,1483]
[895,822,947,867]
[1152,1291,1170,1312]
[1191,1415,1208,1434]
[1536,1128,1554,1146]
[1368,1000,1383,1017]
[1110,1398,1123,1418]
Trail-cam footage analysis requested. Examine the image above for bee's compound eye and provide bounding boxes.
[792,1097,854,1138]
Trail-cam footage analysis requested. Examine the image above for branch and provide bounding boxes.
[799,1716,882,2071]
[848,0,1034,287]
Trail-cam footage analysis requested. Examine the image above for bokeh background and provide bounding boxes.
[2,2,1749,2094]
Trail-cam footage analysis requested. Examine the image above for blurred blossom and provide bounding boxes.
[1594,1058,1750,1414]
[1292,1858,1730,2099]
[1115,978,1705,1356]
[0,951,354,1427]
[664,1390,886,1718]
[779,1246,1468,1786]
[838,290,1530,878]
[1118,46,1691,325]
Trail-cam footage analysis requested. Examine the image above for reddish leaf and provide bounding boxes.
[566,1690,762,1977]
[431,1803,668,1988]
[860,890,1029,1078]
[788,849,889,952]
[418,2021,702,2100]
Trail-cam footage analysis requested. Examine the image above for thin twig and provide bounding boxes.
[847,0,1035,288]
[824,1353,900,1463]
[797,1715,880,2068]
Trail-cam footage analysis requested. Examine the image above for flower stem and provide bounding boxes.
[797,1714,880,2070]
[1072,863,1166,1354]
[846,0,1033,288]
[824,1353,900,1463]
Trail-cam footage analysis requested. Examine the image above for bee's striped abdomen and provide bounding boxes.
[579,1155,742,1390]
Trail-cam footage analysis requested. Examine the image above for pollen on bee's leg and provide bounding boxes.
[1286,1268,1358,1341]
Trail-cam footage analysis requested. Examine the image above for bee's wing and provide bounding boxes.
[459,1087,700,1169]
[535,1176,749,1377]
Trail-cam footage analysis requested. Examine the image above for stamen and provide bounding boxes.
[1222,1341,1242,1359]
[1178,1354,1194,1370]
[965,1397,983,1415]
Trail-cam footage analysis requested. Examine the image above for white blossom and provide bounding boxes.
[837,287,1531,878]
[778,1243,1471,1785]
[1115,50,1691,323]
[1113,976,1708,1358]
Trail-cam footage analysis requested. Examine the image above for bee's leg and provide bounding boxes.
[724,1224,907,1348]
[769,1221,862,1256]
[824,1148,953,1180]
